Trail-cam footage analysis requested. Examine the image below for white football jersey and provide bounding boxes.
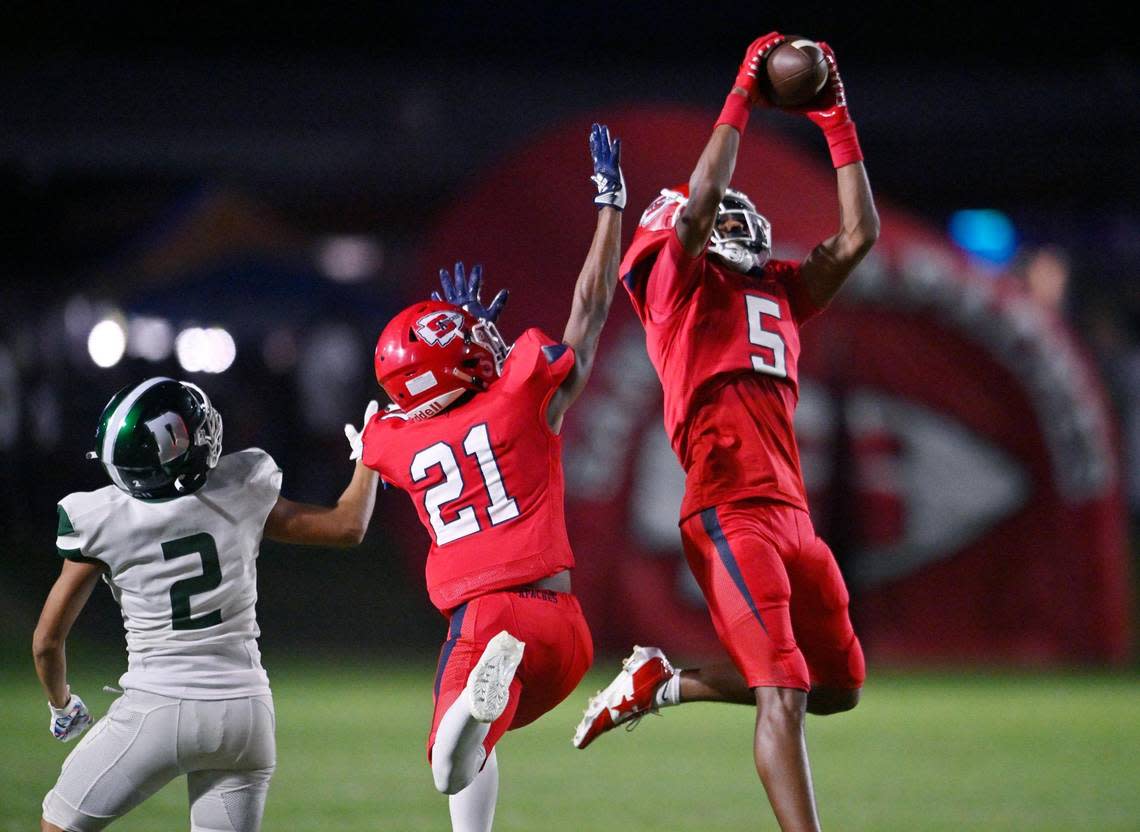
[55,448,282,699]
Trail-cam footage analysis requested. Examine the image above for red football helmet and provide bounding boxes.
[619,184,772,278]
[374,300,506,420]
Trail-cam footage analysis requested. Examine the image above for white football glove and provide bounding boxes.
[344,400,380,461]
[49,690,93,742]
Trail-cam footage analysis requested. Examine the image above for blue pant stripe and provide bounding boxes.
[434,602,469,697]
[700,507,768,633]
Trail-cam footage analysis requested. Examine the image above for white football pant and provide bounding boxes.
[42,689,276,832]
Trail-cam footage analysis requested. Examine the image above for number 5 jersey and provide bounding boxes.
[54,449,282,698]
[362,328,577,615]
[622,228,821,521]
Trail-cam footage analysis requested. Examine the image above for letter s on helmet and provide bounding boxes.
[374,300,505,420]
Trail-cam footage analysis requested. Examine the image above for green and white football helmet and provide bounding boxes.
[88,377,223,498]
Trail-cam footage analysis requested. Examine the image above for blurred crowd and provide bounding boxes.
[1012,244,1140,530]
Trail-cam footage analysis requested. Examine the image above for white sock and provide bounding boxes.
[654,670,683,708]
[449,748,499,832]
[432,689,492,795]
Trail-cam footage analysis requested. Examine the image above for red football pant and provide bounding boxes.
[680,500,865,692]
[428,589,593,762]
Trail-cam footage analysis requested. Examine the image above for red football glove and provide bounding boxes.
[733,31,786,104]
[794,41,863,168]
[715,31,786,133]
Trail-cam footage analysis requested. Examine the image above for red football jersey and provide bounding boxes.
[362,328,577,613]
[623,229,820,519]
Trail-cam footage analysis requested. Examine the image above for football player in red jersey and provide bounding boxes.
[357,123,624,832]
[571,34,879,831]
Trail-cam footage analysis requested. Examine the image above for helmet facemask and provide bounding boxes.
[470,318,509,374]
[178,382,223,488]
[708,188,772,275]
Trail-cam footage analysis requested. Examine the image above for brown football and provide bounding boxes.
[763,37,829,107]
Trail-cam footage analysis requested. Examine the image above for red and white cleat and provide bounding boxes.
[572,645,674,749]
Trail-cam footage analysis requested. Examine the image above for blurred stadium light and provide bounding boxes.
[948,209,1019,268]
[126,316,174,362]
[86,318,126,368]
[175,327,237,374]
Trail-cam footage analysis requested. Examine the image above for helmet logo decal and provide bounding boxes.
[145,411,191,463]
[415,311,465,347]
[638,188,686,230]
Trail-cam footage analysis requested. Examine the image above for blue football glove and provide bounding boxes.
[589,123,625,211]
[49,691,93,743]
[431,262,509,323]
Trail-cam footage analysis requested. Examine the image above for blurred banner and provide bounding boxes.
[413,106,1131,666]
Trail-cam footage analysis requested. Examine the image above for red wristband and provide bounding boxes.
[714,92,750,134]
[823,120,863,168]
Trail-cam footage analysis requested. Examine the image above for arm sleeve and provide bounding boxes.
[55,500,101,564]
[362,414,398,481]
[643,228,705,318]
[498,328,576,398]
[247,449,284,504]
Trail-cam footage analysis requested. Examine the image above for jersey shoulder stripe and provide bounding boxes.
[56,504,101,563]
[56,485,123,562]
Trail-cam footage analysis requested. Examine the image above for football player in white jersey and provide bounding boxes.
[33,376,380,832]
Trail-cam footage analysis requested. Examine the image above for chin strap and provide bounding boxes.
[709,242,770,275]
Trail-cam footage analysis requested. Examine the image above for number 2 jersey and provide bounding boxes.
[362,328,577,615]
[55,449,282,698]
[622,229,821,521]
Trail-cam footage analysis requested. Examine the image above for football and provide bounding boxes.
[763,37,829,107]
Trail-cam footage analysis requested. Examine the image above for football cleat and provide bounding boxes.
[467,631,526,723]
[572,645,674,750]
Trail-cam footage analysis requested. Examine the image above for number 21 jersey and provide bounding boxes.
[362,328,577,614]
[623,229,821,520]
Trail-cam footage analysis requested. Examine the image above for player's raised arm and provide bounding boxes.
[677,32,786,257]
[546,123,625,433]
[33,559,102,741]
[795,42,880,309]
[262,402,382,547]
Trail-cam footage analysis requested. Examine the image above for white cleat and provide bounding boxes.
[467,630,526,723]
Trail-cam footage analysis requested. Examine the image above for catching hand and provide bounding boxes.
[344,400,380,461]
[791,42,862,168]
[732,32,785,105]
[49,691,92,742]
[431,262,509,323]
[793,42,850,127]
[589,123,625,211]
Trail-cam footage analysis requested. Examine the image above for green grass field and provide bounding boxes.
[3,645,1137,831]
